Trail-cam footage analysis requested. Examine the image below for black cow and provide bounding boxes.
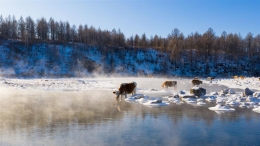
[113,82,137,102]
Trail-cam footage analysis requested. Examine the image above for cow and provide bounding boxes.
[161,81,177,89]
[233,76,239,79]
[113,82,137,102]
[240,76,245,80]
[191,79,202,86]
[206,77,214,81]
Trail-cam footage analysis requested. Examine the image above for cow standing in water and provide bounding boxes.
[161,81,177,89]
[113,82,137,102]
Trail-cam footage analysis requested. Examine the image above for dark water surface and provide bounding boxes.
[0,82,259,146]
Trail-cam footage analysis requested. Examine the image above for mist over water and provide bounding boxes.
[0,78,259,146]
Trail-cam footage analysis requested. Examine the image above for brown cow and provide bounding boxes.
[240,76,245,80]
[191,79,202,86]
[161,81,177,89]
[113,82,137,102]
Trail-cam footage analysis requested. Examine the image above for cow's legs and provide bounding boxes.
[125,93,127,99]
[116,94,120,102]
[119,94,123,102]
[162,85,165,89]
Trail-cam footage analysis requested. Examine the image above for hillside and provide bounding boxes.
[0,39,259,78]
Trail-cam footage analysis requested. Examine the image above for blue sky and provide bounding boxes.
[0,0,259,38]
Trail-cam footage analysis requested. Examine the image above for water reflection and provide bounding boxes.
[0,86,259,145]
[0,90,124,132]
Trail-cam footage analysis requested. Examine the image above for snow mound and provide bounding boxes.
[196,98,206,106]
[205,96,216,102]
[182,98,197,104]
[252,106,260,113]
[143,99,170,107]
[125,94,146,102]
[209,104,235,111]
[226,101,239,107]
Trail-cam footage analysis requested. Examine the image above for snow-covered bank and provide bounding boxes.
[1,77,259,92]
[1,77,260,114]
[203,77,260,91]
[1,41,260,77]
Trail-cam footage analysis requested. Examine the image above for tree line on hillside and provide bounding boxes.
[0,15,260,73]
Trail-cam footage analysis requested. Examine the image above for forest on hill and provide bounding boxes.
[0,15,260,77]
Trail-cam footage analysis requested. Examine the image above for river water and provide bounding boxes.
[0,78,259,146]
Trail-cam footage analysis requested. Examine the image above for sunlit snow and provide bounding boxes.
[0,76,260,113]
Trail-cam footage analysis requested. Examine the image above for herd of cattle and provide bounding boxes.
[233,76,245,80]
[112,76,260,102]
[112,77,208,102]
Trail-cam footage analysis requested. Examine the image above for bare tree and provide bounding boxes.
[0,15,3,38]
[48,17,55,41]
[18,16,26,40]
[70,24,77,43]
[11,15,18,39]
[166,28,184,71]
[126,35,134,46]
[103,30,111,46]
[118,29,125,47]
[202,28,215,62]
[134,34,140,48]
[158,37,165,50]
[252,34,260,59]
[110,28,117,46]
[140,33,147,48]
[89,26,97,45]
[77,24,83,43]
[65,21,70,42]
[59,21,65,41]
[54,21,59,41]
[185,33,195,66]
[245,32,254,58]
[25,16,35,39]
[36,17,48,40]
[3,15,12,38]
[245,32,257,75]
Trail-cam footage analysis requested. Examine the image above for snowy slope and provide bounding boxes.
[0,40,259,78]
